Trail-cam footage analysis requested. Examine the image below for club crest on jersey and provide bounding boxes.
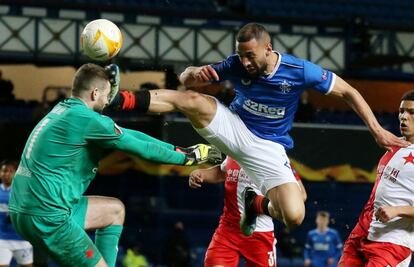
[279,80,293,94]
[241,79,252,86]
[403,152,414,165]
[85,248,94,259]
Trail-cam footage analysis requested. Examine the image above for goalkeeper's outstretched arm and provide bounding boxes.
[119,127,222,165]
[113,131,186,165]
[110,130,222,166]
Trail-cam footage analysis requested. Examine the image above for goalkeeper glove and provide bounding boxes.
[178,144,222,166]
[104,64,120,105]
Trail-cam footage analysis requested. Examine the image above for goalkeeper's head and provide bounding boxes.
[72,63,111,113]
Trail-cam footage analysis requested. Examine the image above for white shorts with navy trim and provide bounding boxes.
[195,98,297,195]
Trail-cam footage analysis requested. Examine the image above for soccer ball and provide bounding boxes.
[80,19,123,61]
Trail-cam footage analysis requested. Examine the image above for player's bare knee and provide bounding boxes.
[183,90,202,99]
[110,198,125,225]
[285,209,305,229]
[115,199,125,225]
[179,90,205,113]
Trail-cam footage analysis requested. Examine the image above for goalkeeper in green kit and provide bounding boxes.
[8,63,221,267]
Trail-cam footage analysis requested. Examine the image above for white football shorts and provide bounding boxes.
[195,98,297,195]
[0,239,33,265]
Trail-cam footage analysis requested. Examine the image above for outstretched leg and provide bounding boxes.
[142,90,305,229]
[149,89,217,129]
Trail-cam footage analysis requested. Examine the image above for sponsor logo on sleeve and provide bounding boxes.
[322,70,328,81]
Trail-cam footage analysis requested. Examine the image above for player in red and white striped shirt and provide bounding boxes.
[339,90,414,267]
[189,156,306,267]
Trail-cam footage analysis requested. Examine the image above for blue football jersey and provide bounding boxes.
[304,228,343,267]
[212,52,334,149]
[0,184,23,240]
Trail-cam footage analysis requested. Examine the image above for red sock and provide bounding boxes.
[253,195,265,214]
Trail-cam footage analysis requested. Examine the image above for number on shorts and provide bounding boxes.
[267,251,275,266]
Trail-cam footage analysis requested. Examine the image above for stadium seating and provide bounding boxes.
[245,0,414,28]
[8,0,414,28]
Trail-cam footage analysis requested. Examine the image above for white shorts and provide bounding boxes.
[0,239,33,265]
[195,99,297,194]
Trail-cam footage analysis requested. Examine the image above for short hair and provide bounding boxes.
[236,23,271,43]
[0,159,18,170]
[72,63,110,96]
[401,90,414,101]
[317,211,330,218]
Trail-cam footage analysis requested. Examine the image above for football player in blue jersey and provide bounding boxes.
[111,22,409,236]
[0,160,33,267]
[304,211,342,267]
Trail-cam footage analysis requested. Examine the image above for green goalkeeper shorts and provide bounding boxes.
[10,197,102,267]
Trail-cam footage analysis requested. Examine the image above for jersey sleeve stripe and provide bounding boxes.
[325,73,336,95]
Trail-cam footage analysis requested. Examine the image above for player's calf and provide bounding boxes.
[108,89,201,114]
[107,89,216,128]
[267,183,305,229]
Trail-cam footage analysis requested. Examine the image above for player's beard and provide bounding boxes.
[249,63,267,77]
[93,103,105,113]
[252,57,269,77]
[258,63,269,76]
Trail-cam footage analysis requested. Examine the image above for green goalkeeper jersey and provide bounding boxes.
[9,98,185,216]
